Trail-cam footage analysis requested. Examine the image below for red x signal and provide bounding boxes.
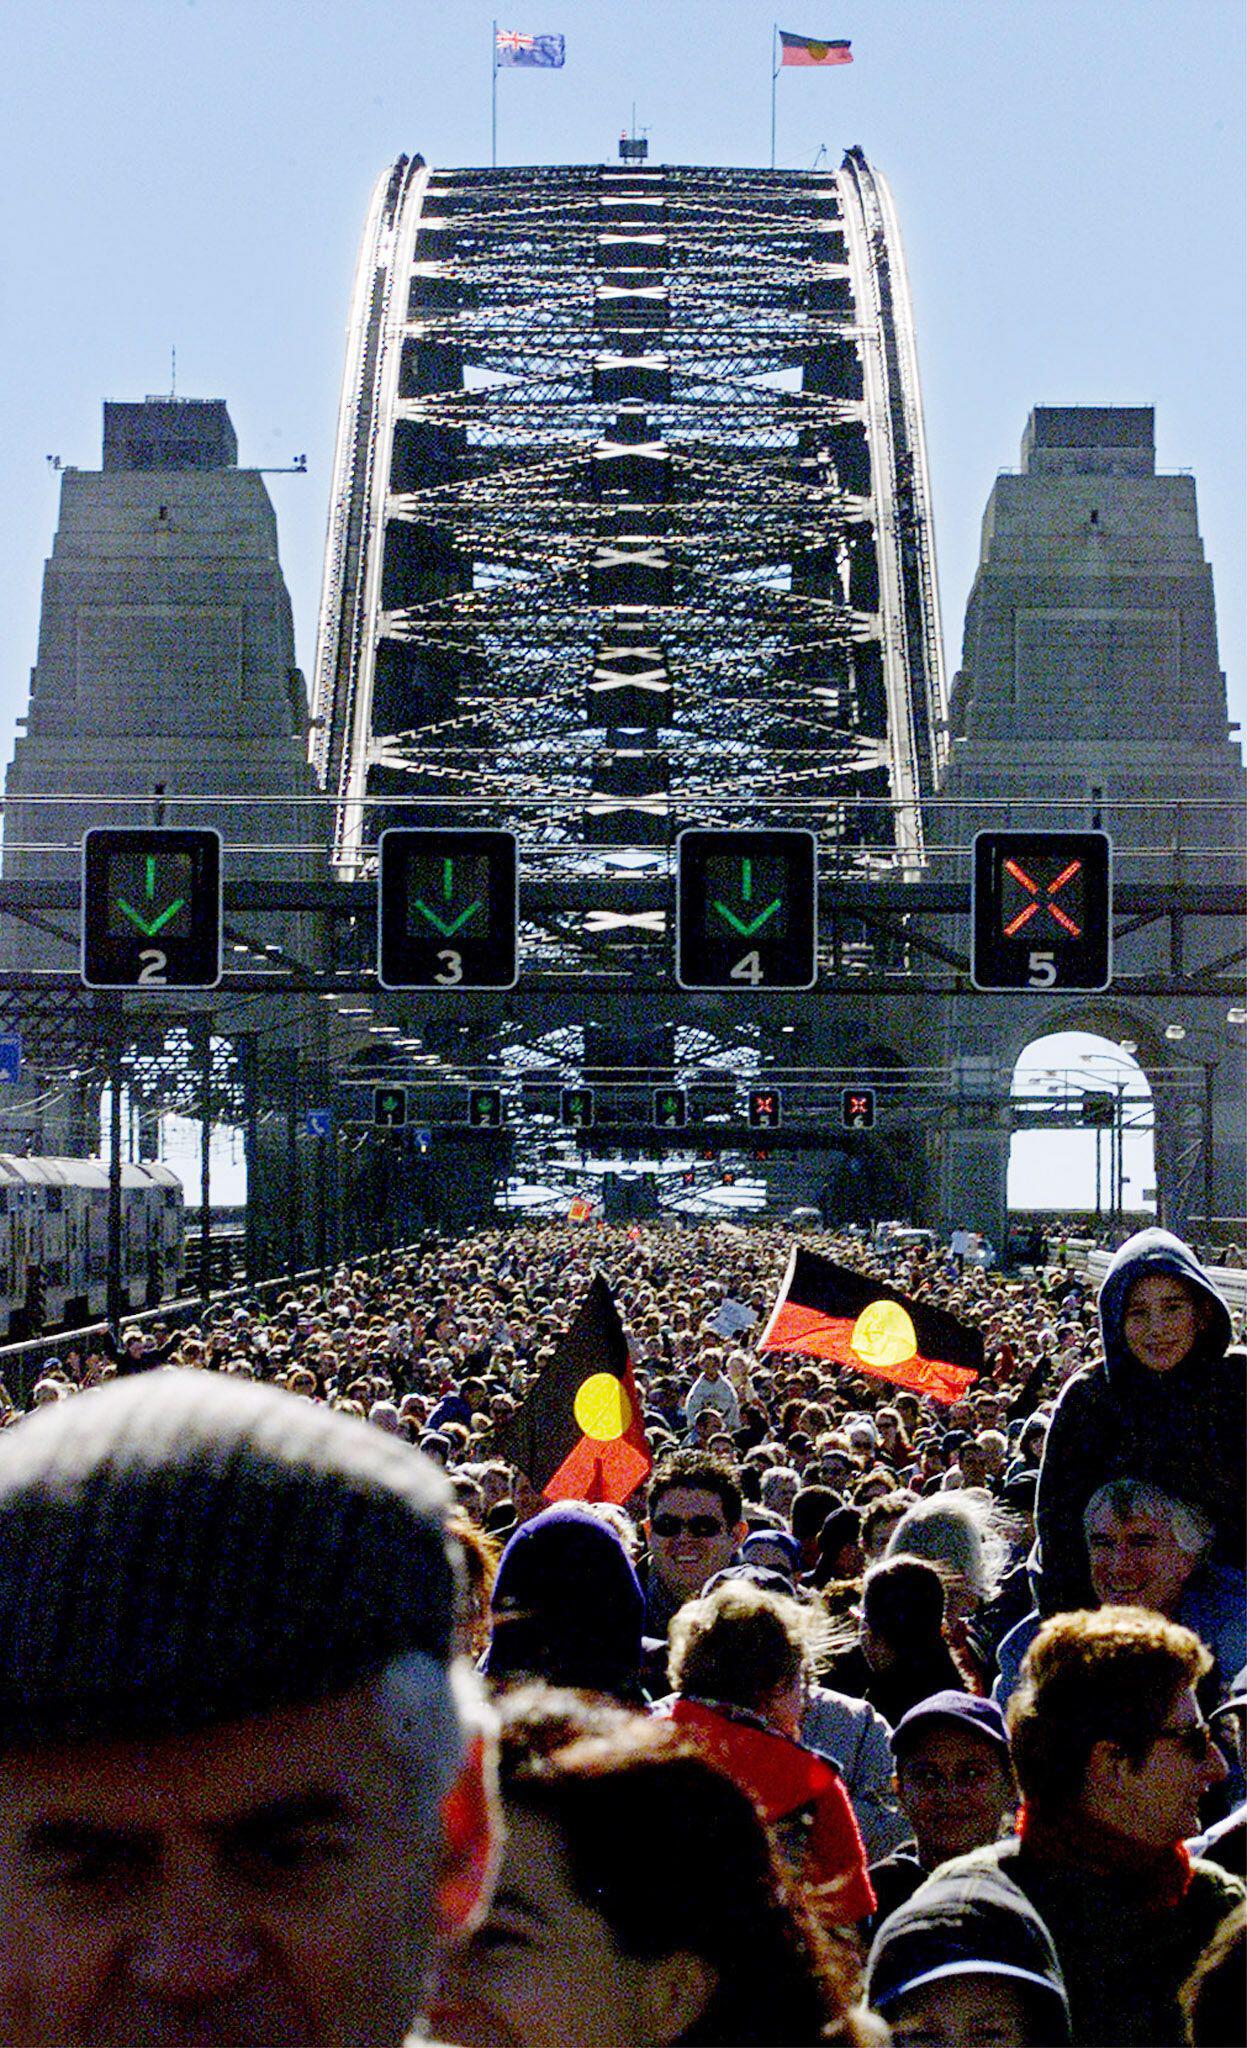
[972,831,1111,992]
[1002,857,1083,939]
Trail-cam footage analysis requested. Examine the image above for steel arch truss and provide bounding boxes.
[312,149,946,1073]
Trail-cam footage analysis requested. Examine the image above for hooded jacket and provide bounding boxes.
[1033,1230,1245,1617]
[481,1503,648,1702]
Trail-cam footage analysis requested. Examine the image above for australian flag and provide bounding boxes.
[496,28,565,67]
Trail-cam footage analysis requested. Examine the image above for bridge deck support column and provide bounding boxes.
[938,1127,1010,1252]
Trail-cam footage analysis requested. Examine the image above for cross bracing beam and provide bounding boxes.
[402,341,862,375]
[406,309,865,343]
[7,878,1240,918]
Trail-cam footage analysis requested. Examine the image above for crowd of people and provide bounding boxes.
[0,1214,1243,2046]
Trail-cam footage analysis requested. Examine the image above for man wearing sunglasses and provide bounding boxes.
[919,1608,1244,2047]
[642,1451,748,1640]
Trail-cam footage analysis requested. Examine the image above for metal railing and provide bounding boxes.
[0,1240,430,1410]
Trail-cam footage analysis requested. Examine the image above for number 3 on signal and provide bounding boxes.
[435,949,464,985]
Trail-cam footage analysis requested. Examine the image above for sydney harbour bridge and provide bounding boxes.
[1,141,1243,1274]
[308,147,950,1218]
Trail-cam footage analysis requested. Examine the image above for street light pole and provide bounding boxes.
[1164,1023,1226,1249]
[1201,1057,1215,1243]
[1079,1053,1136,1241]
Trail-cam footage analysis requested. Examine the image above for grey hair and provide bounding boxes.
[1083,1478,1213,1557]
[760,1465,800,1509]
[885,1489,1011,1601]
[372,1653,497,1830]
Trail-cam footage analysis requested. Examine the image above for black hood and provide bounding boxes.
[1097,1228,1232,1385]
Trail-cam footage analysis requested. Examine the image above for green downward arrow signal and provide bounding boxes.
[712,857,781,937]
[413,857,482,938]
[117,855,187,938]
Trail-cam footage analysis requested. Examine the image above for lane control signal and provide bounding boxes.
[373,1086,408,1129]
[82,828,222,989]
[747,1088,783,1131]
[379,829,519,989]
[676,829,817,990]
[971,831,1111,991]
[469,1087,504,1128]
[841,1087,876,1130]
[561,1087,595,1130]
[652,1086,687,1129]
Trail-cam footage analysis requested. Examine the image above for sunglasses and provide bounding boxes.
[1153,1721,1216,1763]
[651,1514,728,1539]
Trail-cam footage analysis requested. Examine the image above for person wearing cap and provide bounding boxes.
[932,1607,1244,2047]
[865,1863,1072,2047]
[0,1371,499,2048]
[738,1525,802,1581]
[867,1692,1017,1928]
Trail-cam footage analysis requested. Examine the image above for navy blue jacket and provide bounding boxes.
[1033,1230,1245,1617]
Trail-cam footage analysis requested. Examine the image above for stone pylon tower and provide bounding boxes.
[1,398,325,1168]
[4,399,318,900]
[936,407,1246,1242]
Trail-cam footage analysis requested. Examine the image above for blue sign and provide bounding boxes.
[0,1036,21,1084]
[305,1107,332,1138]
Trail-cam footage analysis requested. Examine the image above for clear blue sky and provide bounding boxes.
[1,0,1243,769]
[3,1,1243,1214]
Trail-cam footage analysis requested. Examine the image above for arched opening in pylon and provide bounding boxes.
[1008,1029,1154,1234]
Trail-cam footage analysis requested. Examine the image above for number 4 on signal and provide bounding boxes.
[675,829,818,990]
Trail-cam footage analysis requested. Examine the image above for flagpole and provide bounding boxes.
[761,22,774,168]
[491,19,498,168]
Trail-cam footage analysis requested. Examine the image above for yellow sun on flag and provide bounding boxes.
[573,1373,632,1442]
[850,1299,918,1369]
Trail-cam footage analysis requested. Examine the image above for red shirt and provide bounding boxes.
[667,1697,876,1923]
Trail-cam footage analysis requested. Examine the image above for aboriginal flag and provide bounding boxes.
[490,1271,652,1504]
[759,1246,981,1403]
[780,31,853,66]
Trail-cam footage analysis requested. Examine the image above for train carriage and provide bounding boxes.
[0,1157,185,1338]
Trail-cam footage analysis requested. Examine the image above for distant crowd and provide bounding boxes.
[0,1216,1243,2046]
